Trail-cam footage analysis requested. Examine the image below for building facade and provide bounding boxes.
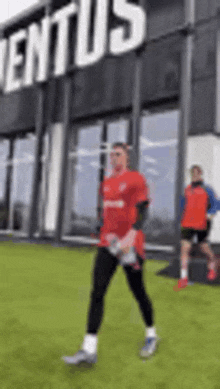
[0,0,220,249]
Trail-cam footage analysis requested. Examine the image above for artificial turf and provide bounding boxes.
[0,241,220,389]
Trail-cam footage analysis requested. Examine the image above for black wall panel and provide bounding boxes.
[190,77,215,135]
[141,35,182,103]
[0,88,36,134]
[189,19,217,135]
[192,21,216,80]
[195,0,219,22]
[147,0,184,39]
[70,53,135,120]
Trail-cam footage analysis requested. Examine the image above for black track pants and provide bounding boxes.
[86,247,154,334]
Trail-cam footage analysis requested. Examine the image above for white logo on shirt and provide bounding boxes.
[104,186,110,192]
[103,200,125,208]
[119,183,127,192]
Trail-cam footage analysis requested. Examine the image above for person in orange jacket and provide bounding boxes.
[175,165,218,290]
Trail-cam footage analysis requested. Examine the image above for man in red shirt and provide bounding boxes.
[62,142,159,365]
[175,165,218,290]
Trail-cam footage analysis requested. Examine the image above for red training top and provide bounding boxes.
[181,184,210,230]
[98,170,149,259]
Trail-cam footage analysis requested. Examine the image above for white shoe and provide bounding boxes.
[62,350,97,365]
[140,336,160,358]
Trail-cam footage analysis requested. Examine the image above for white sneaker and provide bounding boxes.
[62,350,97,365]
[140,336,160,358]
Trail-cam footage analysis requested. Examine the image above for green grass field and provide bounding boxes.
[1,242,220,389]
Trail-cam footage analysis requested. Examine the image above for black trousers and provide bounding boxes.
[87,247,154,334]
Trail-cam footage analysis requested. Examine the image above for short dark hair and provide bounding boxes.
[112,142,129,155]
[190,165,203,174]
[111,142,131,168]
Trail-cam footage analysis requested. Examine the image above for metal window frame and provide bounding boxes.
[174,0,196,258]
[0,138,13,231]
[215,9,220,135]
[28,1,52,239]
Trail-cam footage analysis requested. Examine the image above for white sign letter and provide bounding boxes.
[0,39,7,90]
[24,17,51,86]
[110,0,146,55]
[52,3,78,76]
[5,29,26,93]
[75,0,108,68]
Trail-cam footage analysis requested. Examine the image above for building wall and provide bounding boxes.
[212,140,220,242]
[0,0,220,242]
[147,0,184,39]
[0,0,218,135]
[0,0,184,132]
[191,18,217,135]
[195,0,220,21]
[0,87,36,134]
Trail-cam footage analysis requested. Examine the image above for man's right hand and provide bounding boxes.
[105,233,121,256]
[120,247,130,255]
[105,234,137,266]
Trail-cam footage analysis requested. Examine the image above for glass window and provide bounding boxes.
[0,139,10,229]
[139,110,179,245]
[63,118,128,237]
[105,119,128,176]
[63,124,102,236]
[9,134,36,233]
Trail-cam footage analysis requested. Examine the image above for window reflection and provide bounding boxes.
[0,139,10,230]
[9,134,36,233]
[105,119,128,177]
[63,125,102,236]
[140,110,179,245]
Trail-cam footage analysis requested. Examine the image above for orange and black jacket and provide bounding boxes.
[180,181,217,230]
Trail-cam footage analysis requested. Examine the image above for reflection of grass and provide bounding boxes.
[144,218,175,245]
[0,242,220,389]
[67,216,97,235]
[146,235,174,245]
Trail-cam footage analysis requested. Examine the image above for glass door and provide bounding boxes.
[139,109,179,245]
[0,139,10,231]
[63,123,102,236]
[9,133,36,234]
